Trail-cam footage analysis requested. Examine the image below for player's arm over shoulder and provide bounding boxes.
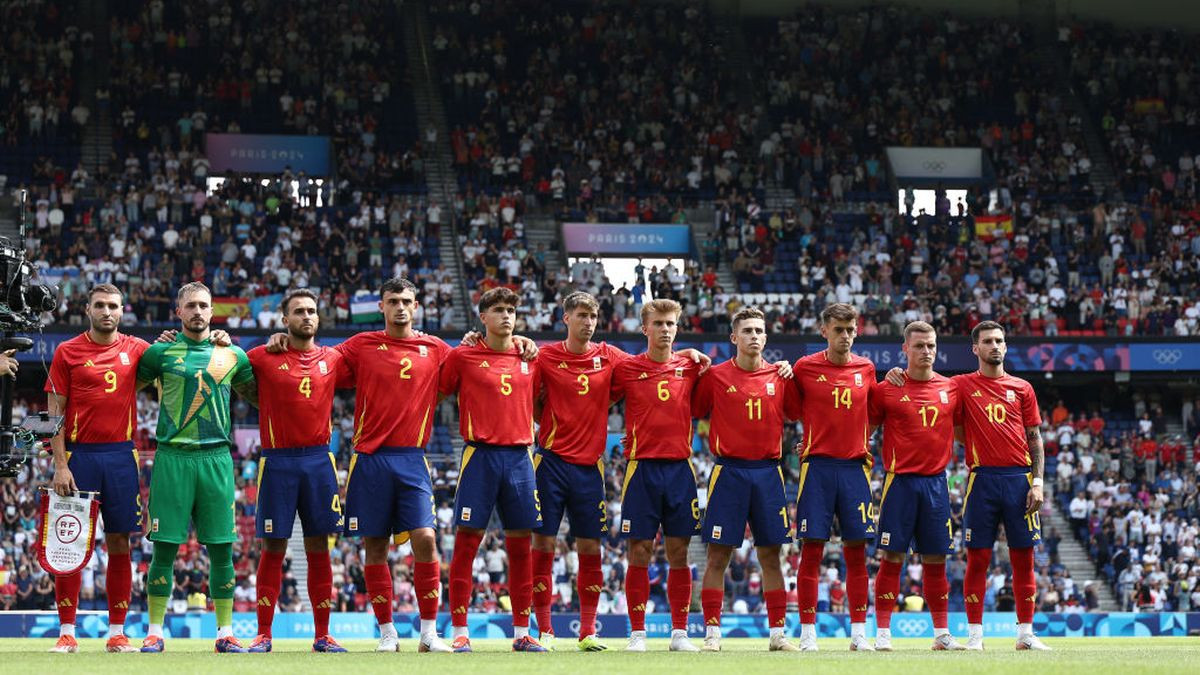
[229,346,258,405]
[135,341,169,388]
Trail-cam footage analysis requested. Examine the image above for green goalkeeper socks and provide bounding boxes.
[206,543,235,627]
[147,542,179,625]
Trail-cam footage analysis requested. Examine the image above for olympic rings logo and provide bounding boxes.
[1152,349,1183,365]
[894,618,927,637]
[922,161,947,172]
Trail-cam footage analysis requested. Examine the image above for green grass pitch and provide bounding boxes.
[1,637,1192,674]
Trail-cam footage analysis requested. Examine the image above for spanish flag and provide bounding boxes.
[211,297,249,324]
[975,214,1014,242]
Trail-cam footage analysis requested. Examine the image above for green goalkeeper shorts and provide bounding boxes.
[147,444,238,545]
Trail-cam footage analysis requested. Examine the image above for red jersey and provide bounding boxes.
[439,342,537,446]
[954,371,1042,468]
[534,341,631,464]
[337,331,451,453]
[793,351,876,462]
[248,345,344,449]
[45,332,150,444]
[610,352,700,461]
[691,359,802,460]
[868,374,960,475]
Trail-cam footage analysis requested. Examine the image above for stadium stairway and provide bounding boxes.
[525,215,563,277]
[1045,485,1120,611]
[403,0,469,330]
[688,205,738,292]
[1032,44,1122,201]
[286,518,312,612]
[77,0,112,182]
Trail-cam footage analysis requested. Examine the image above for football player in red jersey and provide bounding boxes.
[610,298,704,653]
[868,321,965,651]
[691,307,802,652]
[44,284,148,653]
[791,303,876,651]
[439,287,546,653]
[886,320,1049,650]
[244,290,348,653]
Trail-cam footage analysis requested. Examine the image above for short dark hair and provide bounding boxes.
[971,320,1005,344]
[479,287,520,313]
[821,302,858,324]
[562,291,599,314]
[280,288,318,314]
[731,306,765,330]
[88,283,123,303]
[380,277,418,297]
[176,281,211,304]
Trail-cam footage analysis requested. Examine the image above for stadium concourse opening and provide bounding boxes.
[206,176,329,207]
[568,257,682,300]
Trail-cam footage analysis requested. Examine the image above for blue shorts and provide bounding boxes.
[875,473,954,555]
[454,444,542,530]
[344,447,435,538]
[703,458,791,547]
[255,446,343,538]
[533,448,608,539]
[619,459,699,540]
[66,442,142,534]
[962,466,1041,549]
[795,456,875,541]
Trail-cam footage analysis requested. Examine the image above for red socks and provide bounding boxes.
[843,544,868,623]
[923,561,949,630]
[667,568,692,630]
[964,547,992,624]
[255,551,285,636]
[106,553,132,628]
[874,558,902,630]
[625,565,649,631]
[414,560,441,621]
[1010,547,1036,623]
[507,535,533,628]
[577,553,603,639]
[532,548,555,635]
[54,572,82,626]
[797,541,824,624]
[449,529,483,627]
[364,563,393,627]
[306,551,333,637]
[764,588,787,628]
[701,587,723,627]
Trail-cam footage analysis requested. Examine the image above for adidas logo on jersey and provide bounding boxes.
[422,589,439,600]
[533,581,548,593]
[377,344,388,350]
[258,597,273,607]
[151,576,167,586]
[277,363,289,370]
[452,606,467,615]
[114,600,129,609]
[174,357,185,364]
[318,599,335,609]
[479,360,490,368]
[558,361,569,369]
[371,594,389,605]
[965,593,980,604]
[638,372,648,379]
[817,374,827,382]
[726,385,737,393]
[972,390,983,397]
[880,592,896,600]
[586,584,604,593]
[899,395,910,402]
[84,359,95,368]
[58,598,73,608]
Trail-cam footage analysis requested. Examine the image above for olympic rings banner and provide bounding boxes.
[25,332,1200,373]
[3,611,1198,639]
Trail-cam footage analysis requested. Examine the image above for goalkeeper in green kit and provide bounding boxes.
[136,282,258,653]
